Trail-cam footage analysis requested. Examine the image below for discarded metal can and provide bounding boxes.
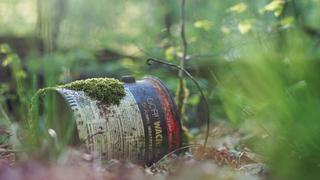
[47,76,182,164]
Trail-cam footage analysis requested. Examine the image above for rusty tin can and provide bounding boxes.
[52,76,182,163]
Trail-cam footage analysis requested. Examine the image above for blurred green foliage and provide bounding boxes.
[0,0,320,179]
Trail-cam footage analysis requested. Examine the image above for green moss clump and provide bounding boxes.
[59,78,125,105]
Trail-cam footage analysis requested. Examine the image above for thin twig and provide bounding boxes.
[179,0,187,77]
[147,58,210,147]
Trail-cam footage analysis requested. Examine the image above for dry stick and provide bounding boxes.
[147,58,210,148]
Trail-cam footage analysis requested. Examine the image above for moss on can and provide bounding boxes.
[36,78,125,106]
[59,78,125,105]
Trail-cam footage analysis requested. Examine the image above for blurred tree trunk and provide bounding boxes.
[161,0,175,36]
[37,0,68,51]
[51,0,68,50]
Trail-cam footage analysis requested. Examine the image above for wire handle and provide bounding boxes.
[146,58,210,147]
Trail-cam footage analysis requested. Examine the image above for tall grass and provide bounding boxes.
[0,44,78,161]
[217,28,320,179]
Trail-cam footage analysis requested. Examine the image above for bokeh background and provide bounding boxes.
[1,0,320,179]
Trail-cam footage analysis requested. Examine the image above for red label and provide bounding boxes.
[150,80,182,151]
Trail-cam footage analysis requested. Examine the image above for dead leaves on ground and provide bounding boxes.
[0,122,268,179]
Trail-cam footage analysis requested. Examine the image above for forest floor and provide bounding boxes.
[0,122,268,180]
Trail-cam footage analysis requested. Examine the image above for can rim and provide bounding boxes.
[142,75,180,119]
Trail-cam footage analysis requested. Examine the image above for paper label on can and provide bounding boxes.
[125,82,168,162]
[56,78,181,163]
[57,88,146,161]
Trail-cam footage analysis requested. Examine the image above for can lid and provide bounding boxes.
[121,75,136,83]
